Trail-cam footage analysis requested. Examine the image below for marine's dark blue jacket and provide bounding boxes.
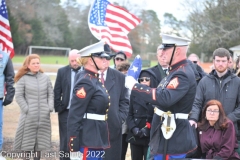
[131,59,197,155]
[67,69,110,151]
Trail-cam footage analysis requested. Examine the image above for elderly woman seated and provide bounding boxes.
[198,99,240,159]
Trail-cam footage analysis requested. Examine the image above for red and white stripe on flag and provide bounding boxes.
[0,0,14,59]
[88,0,141,58]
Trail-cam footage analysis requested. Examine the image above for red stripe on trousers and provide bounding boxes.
[83,147,88,160]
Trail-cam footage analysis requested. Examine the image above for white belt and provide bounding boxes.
[154,107,188,119]
[83,113,107,121]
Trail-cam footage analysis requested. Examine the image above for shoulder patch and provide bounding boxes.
[76,87,86,98]
[166,77,179,89]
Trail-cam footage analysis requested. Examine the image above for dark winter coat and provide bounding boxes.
[189,70,240,133]
[102,68,129,160]
[126,96,153,146]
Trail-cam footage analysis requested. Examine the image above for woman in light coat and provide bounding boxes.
[13,54,53,160]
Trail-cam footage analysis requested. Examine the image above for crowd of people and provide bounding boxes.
[1,33,240,160]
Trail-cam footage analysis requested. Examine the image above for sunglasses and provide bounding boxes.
[138,77,150,82]
[192,61,198,64]
[115,57,125,61]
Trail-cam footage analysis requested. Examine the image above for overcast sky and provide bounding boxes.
[69,0,187,21]
[141,0,187,21]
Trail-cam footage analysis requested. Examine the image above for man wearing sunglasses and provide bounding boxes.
[113,51,127,69]
[125,33,197,160]
[187,53,206,83]
[99,44,129,160]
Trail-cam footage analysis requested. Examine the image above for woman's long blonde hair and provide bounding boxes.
[14,54,43,82]
[77,57,89,66]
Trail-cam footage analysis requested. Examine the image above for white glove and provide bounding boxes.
[70,151,83,160]
[125,76,137,90]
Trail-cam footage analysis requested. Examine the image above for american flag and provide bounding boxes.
[88,0,141,58]
[127,55,142,80]
[0,0,14,58]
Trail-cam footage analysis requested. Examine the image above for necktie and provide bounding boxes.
[100,72,105,84]
[163,69,168,75]
[68,70,77,109]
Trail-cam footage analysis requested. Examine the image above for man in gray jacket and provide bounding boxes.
[189,48,240,134]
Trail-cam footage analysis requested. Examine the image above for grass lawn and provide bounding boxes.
[12,55,158,68]
[12,55,69,65]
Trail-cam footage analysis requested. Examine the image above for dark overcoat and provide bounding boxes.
[126,96,153,146]
[103,67,129,160]
[54,65,72,113]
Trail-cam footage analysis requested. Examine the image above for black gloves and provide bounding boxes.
[140,127,150,137]
[132,127,150,138]
[3,99,12,106]
[132,127,142,137]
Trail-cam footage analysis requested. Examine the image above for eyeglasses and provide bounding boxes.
[138,77,150,82]
[115,57,125,61]
[206,110,220,114]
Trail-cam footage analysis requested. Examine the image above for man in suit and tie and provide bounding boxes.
[99,45,129,160]
[141,45,169,88]
[54,49,81,160]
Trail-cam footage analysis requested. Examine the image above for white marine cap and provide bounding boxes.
[159,33,191,49]
[78,40,109,58]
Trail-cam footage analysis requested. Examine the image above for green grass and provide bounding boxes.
[12,55,69,65]
[12,55,157,67]
[150,60,158,67]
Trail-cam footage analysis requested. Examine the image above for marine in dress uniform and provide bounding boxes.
[125,34,198,160]
[67,41,111,160]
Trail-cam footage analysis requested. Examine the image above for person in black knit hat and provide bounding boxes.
[126,70,154,160]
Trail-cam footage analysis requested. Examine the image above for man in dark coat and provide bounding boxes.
[125,34,198,159]
[189,48,240,140]
[54,49,81,160]
[99,44,129,160]
[142,45,169,88]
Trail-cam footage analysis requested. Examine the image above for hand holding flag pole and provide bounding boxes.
[125,55,142,89]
